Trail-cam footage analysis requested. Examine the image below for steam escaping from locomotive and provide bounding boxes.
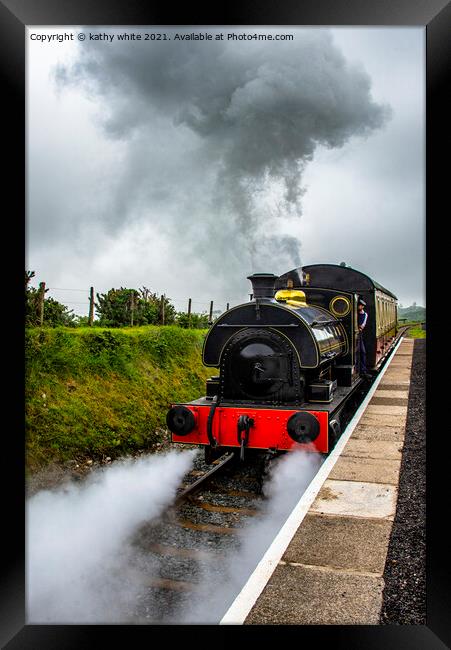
[26,450,195,623]
[55,29,391,291]
[177,448,323,623]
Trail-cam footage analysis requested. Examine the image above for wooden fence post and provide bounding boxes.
[161,294,165,325]
[188,298,192,328]
[38,282,45,326]
[130,292,135,327]
[89,287,94,326]
[209,300,214,323]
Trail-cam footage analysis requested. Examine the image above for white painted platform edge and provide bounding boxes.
[219,336,405,625]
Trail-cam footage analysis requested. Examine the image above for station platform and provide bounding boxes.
[244,338,414,625]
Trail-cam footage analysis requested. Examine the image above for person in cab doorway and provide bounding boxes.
[357,298,371,379]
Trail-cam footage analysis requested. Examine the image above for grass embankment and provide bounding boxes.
[26,326,212,473]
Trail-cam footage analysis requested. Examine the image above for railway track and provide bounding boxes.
[129,448,269,622]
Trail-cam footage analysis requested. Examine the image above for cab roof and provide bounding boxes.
[276,263,397,300]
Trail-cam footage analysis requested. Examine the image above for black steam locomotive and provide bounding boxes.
[167,264,398,461]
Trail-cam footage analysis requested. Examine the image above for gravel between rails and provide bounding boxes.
[380,338,426,624]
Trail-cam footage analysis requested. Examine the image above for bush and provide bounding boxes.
[95,287,176,327]
[176,311,211,329]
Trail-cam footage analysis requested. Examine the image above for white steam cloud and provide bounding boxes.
[26,450,195,623]
[178,449,323,623]
[27,448,324,624]
[54,29,391,297]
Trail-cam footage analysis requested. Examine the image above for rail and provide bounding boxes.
[173,452,235,506]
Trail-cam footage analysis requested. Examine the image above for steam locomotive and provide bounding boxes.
[166,264,398,461]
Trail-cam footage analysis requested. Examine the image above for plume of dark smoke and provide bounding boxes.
[55,29,391,290]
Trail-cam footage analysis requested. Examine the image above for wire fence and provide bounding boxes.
[30,282,251,326]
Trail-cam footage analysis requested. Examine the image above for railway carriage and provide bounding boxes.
[167,264,398,461]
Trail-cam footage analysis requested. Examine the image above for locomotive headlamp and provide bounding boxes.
[287,412,320,443]
[166,406,197,436]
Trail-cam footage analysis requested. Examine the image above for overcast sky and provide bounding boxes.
[26,26,425,315]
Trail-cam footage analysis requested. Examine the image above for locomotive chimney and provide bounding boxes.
[247,273,277,300]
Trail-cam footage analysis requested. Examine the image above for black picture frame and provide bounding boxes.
[1,0,449,647]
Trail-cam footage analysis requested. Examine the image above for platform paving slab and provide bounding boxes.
[372,390,409,399]
[329,455,401,485]
[388,364,412,371]
[245,564,384,625]
[381,370,412,381]
[365,404,408,416]
[382,372,412,380]
[341,438,403,460]
[369,397,409,406]
[351,424,405,443]
[378,381,411,389]
[310,479,397,519]
[282,513,393,574]
[358,412,407,428]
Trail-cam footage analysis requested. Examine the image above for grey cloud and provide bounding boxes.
[53,29,391,293]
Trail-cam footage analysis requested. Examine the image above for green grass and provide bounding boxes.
[25,325,212,472]
[398,320,426,339]
[405,326,426,339]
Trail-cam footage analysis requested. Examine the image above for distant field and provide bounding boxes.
[405,326,426,339]
[399,321,426,339]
